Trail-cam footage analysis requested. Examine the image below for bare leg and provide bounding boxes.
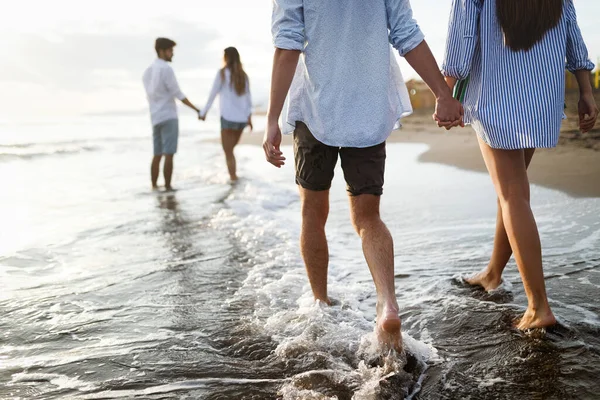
[350,194,401,351]
[299,188,330,304]
[164,154,174,190]
[468,149,535,290]
[151,155,162,189]
[477,137,555,329]
[221,129,244,181]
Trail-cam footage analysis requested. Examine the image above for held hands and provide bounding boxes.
[433,94,464,130]
[578,92,599,133]
[432,76,464,130]
[263,119,286,168]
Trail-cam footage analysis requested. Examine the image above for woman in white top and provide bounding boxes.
[200,47,253,182]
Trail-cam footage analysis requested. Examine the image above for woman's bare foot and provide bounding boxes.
[376,302,402,352]
[466,268,503,291]
[515,307,556,330]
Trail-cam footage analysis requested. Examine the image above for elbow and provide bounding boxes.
[273,31,305,52]
[441,66,471,81]
[391,29,425,57]
[566,59,595,74]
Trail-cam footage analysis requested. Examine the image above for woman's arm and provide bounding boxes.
[441,0,482,80]
[200,71,222,119]
[246,78,253,131]
[565,0,597,133]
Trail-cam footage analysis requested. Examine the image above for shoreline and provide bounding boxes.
[208,115,600,198]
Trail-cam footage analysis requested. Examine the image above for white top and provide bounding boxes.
[201,68,252,123]
[272,0,423,148]
[142,59,186,126]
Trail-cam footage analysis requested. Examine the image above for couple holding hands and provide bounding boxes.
[143,42,252,188]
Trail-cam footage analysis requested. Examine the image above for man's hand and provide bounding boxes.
[263,120,286,168]
[248,116,254,132]
[579,92,599,133]
[434,94,464,130]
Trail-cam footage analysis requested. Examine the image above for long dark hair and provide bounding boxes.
[496,0,564,51]
[220,47,248,96]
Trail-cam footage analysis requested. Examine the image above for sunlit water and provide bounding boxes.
[1,116,599,399]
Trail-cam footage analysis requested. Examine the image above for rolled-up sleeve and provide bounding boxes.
[385,0,425,57]
[565,0,594,73]
[164,67,186,101]
[272,0,305,51]
[441,0,482,80]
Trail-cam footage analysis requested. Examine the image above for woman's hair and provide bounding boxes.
[221,47,248,96]
[496,0,564,51]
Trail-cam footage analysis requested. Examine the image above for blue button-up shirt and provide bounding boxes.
[272,0,425,148]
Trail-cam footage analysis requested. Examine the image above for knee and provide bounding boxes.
[301,202,328,229]
[351,208,380,235]
[497,180,530,208]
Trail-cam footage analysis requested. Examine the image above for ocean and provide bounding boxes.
[1,115,599,399]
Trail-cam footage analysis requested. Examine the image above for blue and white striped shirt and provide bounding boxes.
[272,0,423,148]
[442,0,594,150]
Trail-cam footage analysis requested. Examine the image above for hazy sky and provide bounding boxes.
[2,0,599,119]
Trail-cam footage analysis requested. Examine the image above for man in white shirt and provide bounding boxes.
[143,38,201,191]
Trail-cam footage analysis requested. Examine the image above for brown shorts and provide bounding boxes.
[293,122,386,196]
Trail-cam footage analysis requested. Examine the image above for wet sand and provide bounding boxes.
[228,113,600,198]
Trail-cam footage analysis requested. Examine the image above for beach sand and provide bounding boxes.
[227,108,600,198]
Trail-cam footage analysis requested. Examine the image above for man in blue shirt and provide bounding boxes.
[264,0,463,351]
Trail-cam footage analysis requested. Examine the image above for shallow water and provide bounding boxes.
[1,116,599,399]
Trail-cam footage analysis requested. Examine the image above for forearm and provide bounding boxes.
[267,49,301,123]
[405,41,453,100]
[574,70,593,95]
[181,98,199,113]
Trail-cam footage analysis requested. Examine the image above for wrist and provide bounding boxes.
[267,113,279,125]
[580,87,593,96]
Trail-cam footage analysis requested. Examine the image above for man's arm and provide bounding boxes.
[404,41,464,129]
[263,48,300,168]
[165,67,200,114]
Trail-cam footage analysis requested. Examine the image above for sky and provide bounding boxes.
[1,0,599,119]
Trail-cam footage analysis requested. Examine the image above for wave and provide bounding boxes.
[0,145,99,161]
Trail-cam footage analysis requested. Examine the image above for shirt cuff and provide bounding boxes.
[566,59,595,73]
[395,30,425,57]
[273,33,305,51]
[175,92,186,101]
[441,65,469,80]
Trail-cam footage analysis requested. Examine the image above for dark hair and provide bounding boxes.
[221,47,248,96]
[155,38,177,54]
[496,0,564,51]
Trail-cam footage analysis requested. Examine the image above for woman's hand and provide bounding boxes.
[578,92,599,133]
[248,116,253,132]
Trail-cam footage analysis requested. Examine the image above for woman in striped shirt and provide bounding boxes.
[443,0,598,330]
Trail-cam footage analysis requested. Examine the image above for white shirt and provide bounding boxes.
[201,69,252,123]
[142,59,186,126]
[272,0,423,148]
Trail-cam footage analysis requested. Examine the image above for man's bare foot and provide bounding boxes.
[466,268,502,291]
[515,307,557,330]
[315,296,332,306]
[152,185,159,191]
[376,302,402,352]
[230,175,239,182]
[165,186,175,192]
